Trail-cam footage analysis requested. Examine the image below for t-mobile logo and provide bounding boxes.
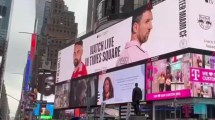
[205,0,214,4]
[191,69,200,80]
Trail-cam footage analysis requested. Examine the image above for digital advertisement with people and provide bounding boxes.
[97,65,145,105]
[56,0,203,83]
[54,82,70,109]
[53,0,215,119]
[70,76,98,107]
[146,53,215,100]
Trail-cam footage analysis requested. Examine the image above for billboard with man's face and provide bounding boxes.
[56,0,215,83]
[37,70,56,102]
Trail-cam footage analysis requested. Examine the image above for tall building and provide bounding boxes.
[0,83,10,120]
[31,0,78,107]
[0,0,12,81]
[0,0,12,117]
[35,0,77,71]
[0,0,12,41]
[35,0,52,35]
[0,0,12,56]
[43,0,77,40]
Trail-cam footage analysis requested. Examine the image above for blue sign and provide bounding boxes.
[33,103,40,116]
[46,104,54,116]
[24,53,31,92]
[194,103,207,114]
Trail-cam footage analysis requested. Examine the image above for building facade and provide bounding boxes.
[35,0,77,72]
[30,0,78,117]
[35,0,52,35]
[43,0,77,40]
[86,0,145,33]
[0,0,12,119]
[0,0,12,83]
[0,83,10,120]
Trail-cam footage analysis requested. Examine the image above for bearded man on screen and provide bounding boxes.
[116,3,153,66]
[71,40,88,79]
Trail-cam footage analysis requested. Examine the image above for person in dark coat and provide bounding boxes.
[132,83,142,115]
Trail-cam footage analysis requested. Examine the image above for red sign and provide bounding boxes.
[30,34,37,61]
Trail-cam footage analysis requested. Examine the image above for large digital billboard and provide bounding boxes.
[56,0,215,83]
[188,0,215,51]
[56,16,132,83]
[70,76,98,107]
[146,54,192,100]
[97,65,145,105]
[54,82,70,109]
[190,54,215,98]
[146,53,215,100]
[37,70,56,103]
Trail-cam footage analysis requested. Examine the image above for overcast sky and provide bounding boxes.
[4,0,88,117]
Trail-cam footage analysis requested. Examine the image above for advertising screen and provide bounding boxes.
[56,16,132,83]
[146,53,215,100]
[24,53,31,92]
[37,70,56,103]
[46,104,54,116]
[188,0,215,52]
[190,54,215,98]
[56,0,192,83]
[37,93,55,103]
[54,82,70,109]
[97,65,145,105]
[54,109,74,119]
[70,76,98,107]
[146,54,192,100]
[33,103,40,116]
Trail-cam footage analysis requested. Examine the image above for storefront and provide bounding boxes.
[153,98,215,120]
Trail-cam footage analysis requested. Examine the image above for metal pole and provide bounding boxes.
[0,92,20,102]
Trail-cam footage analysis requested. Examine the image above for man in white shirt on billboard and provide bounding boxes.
[116,3,153,66]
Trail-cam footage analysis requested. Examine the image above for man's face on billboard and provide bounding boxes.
[73,44,83,67]
[134,10,153,44]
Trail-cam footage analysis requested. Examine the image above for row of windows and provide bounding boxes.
[52,20,73,26]
[48,52,58,57]
[52,16,74,23]
[38,60,57,69]
[48,40,63,44]
[48,27,76,35]
[53,9,62,14]
[55,3,63,9]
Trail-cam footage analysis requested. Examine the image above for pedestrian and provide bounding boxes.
[132,83,142,115]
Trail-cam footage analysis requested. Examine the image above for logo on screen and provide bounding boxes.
[205,0,214,4]
[198,15,212,30]
[191,69,200,81]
